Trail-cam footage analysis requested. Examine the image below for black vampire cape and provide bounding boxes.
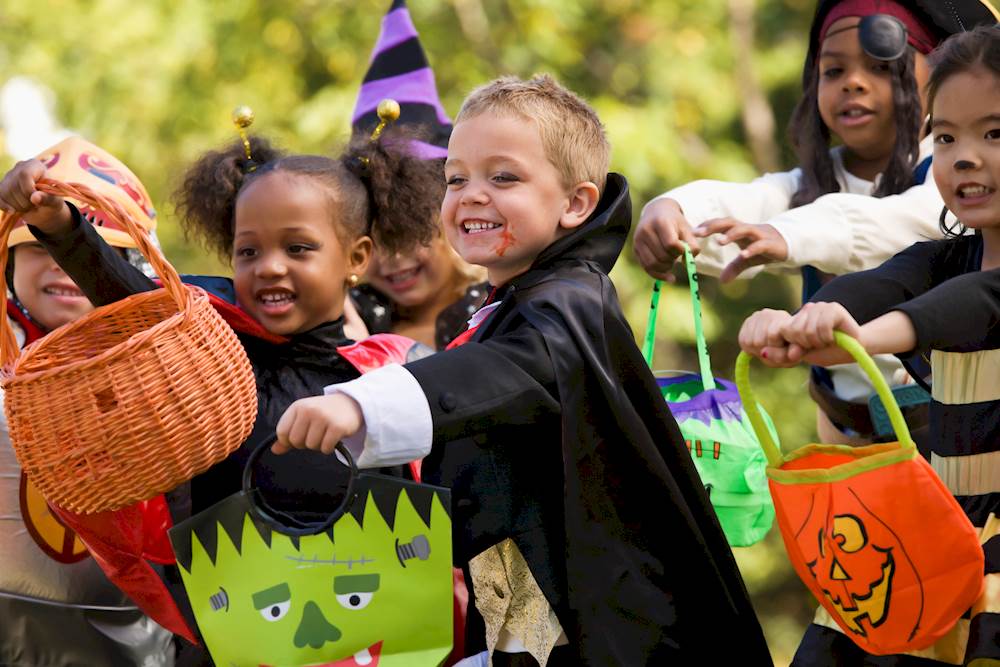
[403,173,772,664]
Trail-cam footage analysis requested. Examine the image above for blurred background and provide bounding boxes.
[0,0,824,662]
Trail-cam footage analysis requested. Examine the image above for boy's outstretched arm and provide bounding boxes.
[272,326,559,467]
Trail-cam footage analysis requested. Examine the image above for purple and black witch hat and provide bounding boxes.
[352,0,451,159]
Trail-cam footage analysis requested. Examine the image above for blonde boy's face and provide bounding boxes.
[442,112,577,286]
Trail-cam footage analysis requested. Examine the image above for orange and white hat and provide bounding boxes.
[8,136,157,248]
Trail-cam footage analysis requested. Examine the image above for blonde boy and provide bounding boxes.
[274,75,771,666]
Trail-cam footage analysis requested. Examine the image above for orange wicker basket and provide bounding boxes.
[0,179,258,514]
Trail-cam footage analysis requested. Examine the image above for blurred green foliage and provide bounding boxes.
[0,0,828,662]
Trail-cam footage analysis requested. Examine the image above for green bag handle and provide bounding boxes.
[641,244,716,391]
[734,331,915,468]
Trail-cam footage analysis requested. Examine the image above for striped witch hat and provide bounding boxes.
[352,0,451,158]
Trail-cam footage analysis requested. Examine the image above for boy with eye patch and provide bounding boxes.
[273,75,772,665]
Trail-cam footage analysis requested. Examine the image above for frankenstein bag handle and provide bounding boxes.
[641,244,716,391]
[734,331,916,468]
[242,437,358,536]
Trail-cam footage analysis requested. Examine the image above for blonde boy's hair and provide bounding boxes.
[455,74,610,192]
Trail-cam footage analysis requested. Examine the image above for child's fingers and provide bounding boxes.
[8,172,35,211]
[802,307,830,350]
[780,306,812,349]
[765,316,790,349]
[760,345,797,367]
[304,419,330,452]
[275,402,302,451]
[30,191,63,211]
[634,244,674,281]
[739,313,766,353]
[719,256,751,284]
[320,430,340,456]
[675,221,701,256]
[786,343,805,363]
[695,217,739,240]
[740,238,782,263]
[648,218,686,262]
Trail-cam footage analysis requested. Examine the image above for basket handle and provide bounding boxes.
[641,244,715,390]
[0,178,187,367]
[242,437,359,537]
[734,330,915,468]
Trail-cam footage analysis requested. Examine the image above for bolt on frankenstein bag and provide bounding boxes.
[168,439,454,667]
[641,245,776,547]
[735,332,983,654]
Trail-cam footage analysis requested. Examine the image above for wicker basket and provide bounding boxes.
[0,179,258,513]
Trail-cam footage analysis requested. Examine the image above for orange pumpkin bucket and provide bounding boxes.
[0,179,257,514]
[735,333,983,655]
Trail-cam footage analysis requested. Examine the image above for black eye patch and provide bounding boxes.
[858,14,908,61]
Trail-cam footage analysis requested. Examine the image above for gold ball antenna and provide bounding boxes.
[232,105,255,130]
[370,99,400,142]
[232,105,255,165]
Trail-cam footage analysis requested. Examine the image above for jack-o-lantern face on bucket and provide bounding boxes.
[781,480,929,649]
[807,514,894,636]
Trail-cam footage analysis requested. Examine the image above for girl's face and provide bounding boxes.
[816,17,929,163]
[365,232,462,309]
[12,243,93,330]
[233,172,371,336]
[931,67,1000,231]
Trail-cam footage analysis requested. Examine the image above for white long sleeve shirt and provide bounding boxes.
[651,135,940,278]
[649,136,939,404]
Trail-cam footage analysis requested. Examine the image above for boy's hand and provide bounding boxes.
[738,308,797,367]
[633,198,700,280]
[695,219,788,283]
[0,160,72,235]
[780,302,860,366]
[272,394,364,456]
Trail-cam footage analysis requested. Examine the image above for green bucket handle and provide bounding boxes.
[642,244,715,391]
[734,331,915,468]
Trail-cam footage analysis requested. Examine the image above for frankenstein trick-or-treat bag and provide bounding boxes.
[642,247,776,547]
[736,333,984,655]
[168,440,454,667]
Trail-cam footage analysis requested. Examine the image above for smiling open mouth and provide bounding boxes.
[256,288,297,314]
[259,640,383,667]
[385,267,420,286]
[463,221,502,234]
[958,184,995,199]
[43,286,85,298]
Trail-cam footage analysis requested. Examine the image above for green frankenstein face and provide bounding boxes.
[171,481,453,667]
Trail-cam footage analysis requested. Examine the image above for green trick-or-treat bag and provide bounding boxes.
[642,247,778,547]
[168,439,453,667]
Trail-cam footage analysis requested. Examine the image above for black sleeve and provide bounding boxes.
[403,322,560,444]
[28,202,156,306]
[894,267,1000,352]
[808,240,945,324]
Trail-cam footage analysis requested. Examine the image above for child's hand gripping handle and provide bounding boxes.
[642,243,715,391]
[242,435,358,536]
[735,331,916,468]
[0,178,187,369]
